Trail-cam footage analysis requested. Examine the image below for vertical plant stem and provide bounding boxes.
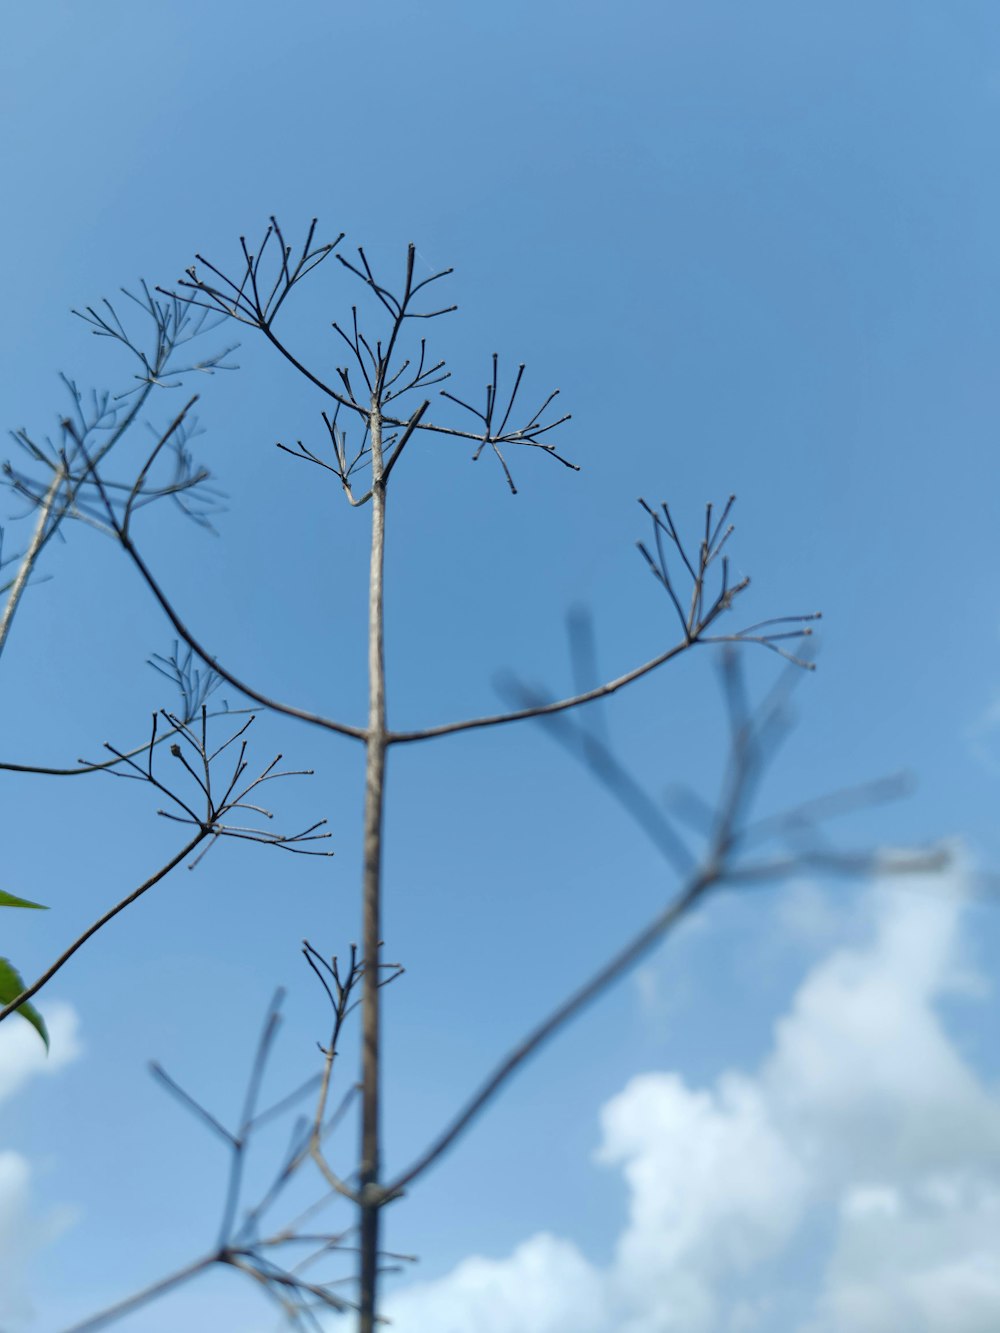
[0,465,65,661]
[359,400,387,1332]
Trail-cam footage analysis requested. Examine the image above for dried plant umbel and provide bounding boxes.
[167,219,574,497]
[104,706,333,866]
[0,706,332,1027]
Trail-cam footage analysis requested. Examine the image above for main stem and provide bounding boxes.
[359,401,388,1332]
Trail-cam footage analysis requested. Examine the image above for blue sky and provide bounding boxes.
[2,2,1000,1329]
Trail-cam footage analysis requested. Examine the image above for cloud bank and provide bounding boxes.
[386,879,1000,1332]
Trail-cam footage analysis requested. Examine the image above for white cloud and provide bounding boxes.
[0,1151,76,1326]
[762,886,1000,1185]
[385,875,1000,1333]
[804,1177,1000,1333]
[597,1071,807,1332]
[774,878,847,945]
[383,1234,612,1333]
[0,1001,82,1105]
[0,1003,82,1327]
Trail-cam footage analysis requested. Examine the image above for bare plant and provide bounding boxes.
[0,220,945,1331]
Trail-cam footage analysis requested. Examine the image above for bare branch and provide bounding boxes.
[72,434,366,741]
[387,867,714,1196]
[390,637,696,745]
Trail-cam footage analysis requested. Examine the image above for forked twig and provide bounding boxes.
[0,709,331,1024]
[65,964,409,1332]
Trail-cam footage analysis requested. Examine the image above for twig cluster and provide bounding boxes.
[0,707,331,1029]
[99,706,333,868]
[6,391,222,538]
[0,644,250,780]
[390,495,818,746]
[637,494,820,666]
[73,281,239,396]
[0,285,234,661]
[165,220,575,495]
[65,954,406,1333]
[148,639,224,721]
[172,219,343,332]
[439,350,575,493]
[4,285,233,529]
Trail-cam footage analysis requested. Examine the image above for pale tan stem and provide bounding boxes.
[0,466,65,661]
[358,400,388,1333]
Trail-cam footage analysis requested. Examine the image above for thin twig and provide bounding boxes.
[389,637,697,743]
[116,519,365,742]
[0,831,206,1024]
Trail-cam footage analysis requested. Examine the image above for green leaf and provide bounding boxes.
[0,958,48,1050]
[0,891,48,911]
